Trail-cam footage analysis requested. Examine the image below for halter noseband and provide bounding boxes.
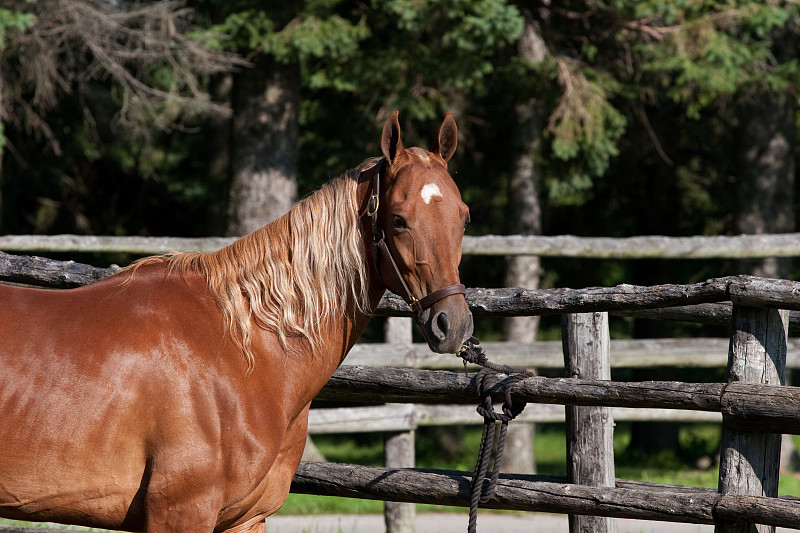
[368,159,466,316]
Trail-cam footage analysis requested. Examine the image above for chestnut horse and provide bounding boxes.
[0,112,473,533]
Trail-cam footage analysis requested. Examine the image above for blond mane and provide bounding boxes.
[127,160,377,371]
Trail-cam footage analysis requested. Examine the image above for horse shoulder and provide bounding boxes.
[117,266,300,519]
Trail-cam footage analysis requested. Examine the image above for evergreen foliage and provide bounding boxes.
[0,0,797,288]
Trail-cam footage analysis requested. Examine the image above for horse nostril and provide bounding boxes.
[432,311,450,341]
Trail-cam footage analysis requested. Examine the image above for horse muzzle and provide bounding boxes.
[418,296,474,354]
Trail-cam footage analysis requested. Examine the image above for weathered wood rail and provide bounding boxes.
[2,232,800,258]
[343,338,800,369]
[290,462,800,528]
[314,365,800,434]
[307,403,723,434]
[4,249,800,318]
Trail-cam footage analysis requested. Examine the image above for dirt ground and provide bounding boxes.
[264,513,794,533]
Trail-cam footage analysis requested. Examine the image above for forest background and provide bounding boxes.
[1,0,799,467]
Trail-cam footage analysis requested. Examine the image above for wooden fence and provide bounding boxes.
[298,278,800,533]
[2,236,800,532]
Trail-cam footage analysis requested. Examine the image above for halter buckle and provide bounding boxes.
[409,296,422,315]
[367,194,380,217]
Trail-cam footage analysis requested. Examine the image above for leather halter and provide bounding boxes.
[367,159,466,316]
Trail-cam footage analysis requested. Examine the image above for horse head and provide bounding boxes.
[371,111,474,353]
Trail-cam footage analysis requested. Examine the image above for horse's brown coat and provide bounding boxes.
[0,112,472,533]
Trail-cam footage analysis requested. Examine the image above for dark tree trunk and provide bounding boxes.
[227,55,300,236]
[206,73,233,236]
[502,8,549,476]
[734,88,795,279]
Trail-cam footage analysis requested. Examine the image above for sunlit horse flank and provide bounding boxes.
[0,112,473,533]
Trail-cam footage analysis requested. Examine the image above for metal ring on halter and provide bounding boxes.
[367,194,380,217]
[408,296,422,315]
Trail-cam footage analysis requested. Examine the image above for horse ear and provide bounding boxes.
[434,112,458,163]
[381,110,404,165]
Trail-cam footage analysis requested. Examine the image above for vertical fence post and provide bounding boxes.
[384,317,416,533]
[562,312,617,533]
[716,306,788,533]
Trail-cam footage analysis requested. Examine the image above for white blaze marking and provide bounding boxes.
[421,183,442,205]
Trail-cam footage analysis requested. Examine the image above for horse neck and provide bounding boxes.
[278,168,386,372]
[305,163,390,367]
[268,215,382,408]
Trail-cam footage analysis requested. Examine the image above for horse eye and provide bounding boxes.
[392,214,408,229]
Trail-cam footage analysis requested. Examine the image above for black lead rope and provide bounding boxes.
[458,339,534,533]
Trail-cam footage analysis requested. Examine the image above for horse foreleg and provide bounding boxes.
[259,404,311,518]
[216,405,311,533]
[221,516,267,533]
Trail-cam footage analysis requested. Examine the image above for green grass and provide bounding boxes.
[279,493,386,515]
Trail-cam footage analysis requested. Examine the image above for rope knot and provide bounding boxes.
[462,338,534,533]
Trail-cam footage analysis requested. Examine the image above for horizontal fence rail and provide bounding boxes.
[378,276,800,316]
[316,365,800,434]
[3,250,800,325]
[290,462,800,528]
[307,404,723,434]
[344,338,800,369]
[2,232,800,258]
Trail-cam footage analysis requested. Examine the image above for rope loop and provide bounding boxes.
[460,338,534,533]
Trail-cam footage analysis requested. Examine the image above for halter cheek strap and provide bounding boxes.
[368,159,466,316]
